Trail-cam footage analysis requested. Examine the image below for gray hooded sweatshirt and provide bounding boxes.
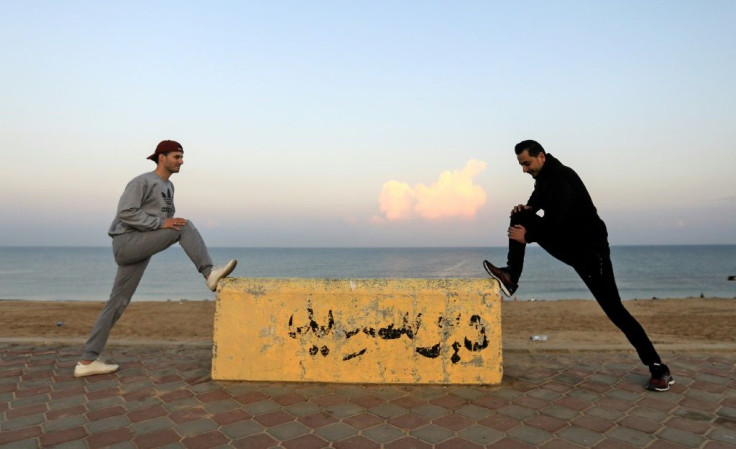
[108,172,175,236]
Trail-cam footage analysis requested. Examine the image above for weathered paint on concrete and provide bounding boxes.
[211,278,502,384]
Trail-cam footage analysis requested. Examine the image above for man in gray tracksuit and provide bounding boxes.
[74,140,237,377]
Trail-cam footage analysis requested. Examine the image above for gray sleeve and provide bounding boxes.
[116,177,163,231]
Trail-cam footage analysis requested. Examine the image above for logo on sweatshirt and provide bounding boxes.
[161,189,174,215]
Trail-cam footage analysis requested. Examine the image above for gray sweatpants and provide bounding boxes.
[82,221,213,360]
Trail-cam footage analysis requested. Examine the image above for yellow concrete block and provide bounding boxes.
[212,278,502,384]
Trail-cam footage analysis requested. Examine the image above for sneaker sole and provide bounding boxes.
[483,261,512,297]
[208,260,238,291]
[647,378,675,392]
[221,260,237,278]
[73,367,119,378]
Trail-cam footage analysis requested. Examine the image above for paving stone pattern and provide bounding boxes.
[1,343,735,448]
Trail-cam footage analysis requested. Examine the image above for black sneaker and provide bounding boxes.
[482,260,518,297]
[647,363,675,392]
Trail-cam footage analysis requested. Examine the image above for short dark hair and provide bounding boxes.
[514,140,545,157]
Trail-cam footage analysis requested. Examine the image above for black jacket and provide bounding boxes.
[524,153,608,248]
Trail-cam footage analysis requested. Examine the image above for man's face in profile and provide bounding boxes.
[517,150,545,178]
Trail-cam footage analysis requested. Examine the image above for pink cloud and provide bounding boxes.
[379,180,414,220]
[378,159,487,221]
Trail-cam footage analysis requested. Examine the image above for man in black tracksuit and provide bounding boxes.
[483,140,674,392]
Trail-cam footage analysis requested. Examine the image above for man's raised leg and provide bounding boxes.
[175,221,237,290]
[483,208,539,296]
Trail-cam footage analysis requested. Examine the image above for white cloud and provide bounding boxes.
[378,159,487,221]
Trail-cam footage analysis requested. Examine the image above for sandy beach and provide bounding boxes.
[1,297,733,352]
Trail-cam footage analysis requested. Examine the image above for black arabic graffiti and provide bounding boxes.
[287,303,491,364]
[288,306,334,338]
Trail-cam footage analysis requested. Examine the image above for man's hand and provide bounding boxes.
[507,224,527,244]
[511,204,531,215]
[163,218,188,230]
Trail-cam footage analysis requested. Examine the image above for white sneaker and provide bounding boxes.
[74,359,119,378]
[206,259,237,291]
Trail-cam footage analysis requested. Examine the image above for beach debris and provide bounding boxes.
[56,322,64,327]
[530,335,548,341]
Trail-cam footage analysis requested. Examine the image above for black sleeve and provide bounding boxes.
[525,173,577,243]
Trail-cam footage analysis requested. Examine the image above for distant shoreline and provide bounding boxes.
[3,246,735,302]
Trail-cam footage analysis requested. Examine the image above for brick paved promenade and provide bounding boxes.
[1,342,735,448]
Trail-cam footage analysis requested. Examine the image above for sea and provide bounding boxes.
[1,245,734,302]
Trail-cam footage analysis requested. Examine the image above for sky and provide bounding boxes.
[1,1,734,247]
